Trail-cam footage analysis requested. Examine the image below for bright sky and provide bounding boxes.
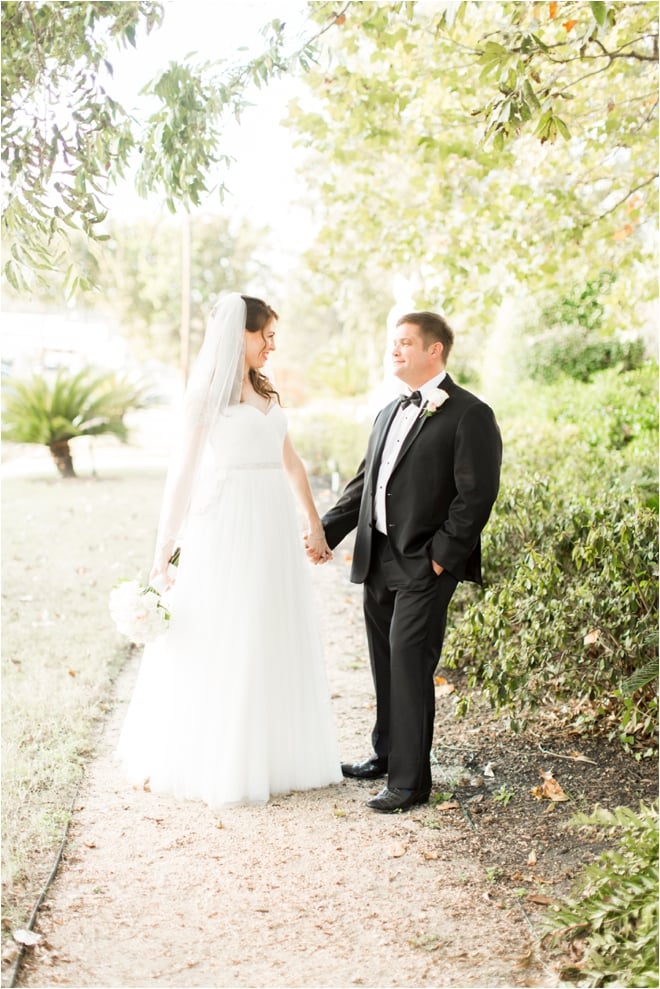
[110,0,313,249]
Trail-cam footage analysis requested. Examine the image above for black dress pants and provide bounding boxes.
[363,531,458,793]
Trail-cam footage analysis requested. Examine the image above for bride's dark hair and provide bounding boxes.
[242,295,280,404]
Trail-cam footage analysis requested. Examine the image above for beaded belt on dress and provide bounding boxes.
[222,462,281,470]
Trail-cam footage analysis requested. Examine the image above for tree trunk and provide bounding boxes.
[49,440,76,478]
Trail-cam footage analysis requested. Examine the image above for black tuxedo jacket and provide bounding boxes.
[322,374,502,586]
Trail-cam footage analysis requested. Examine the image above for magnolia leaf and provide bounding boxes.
[531,770,569,802]
[526,893,555,905]
[13,929,43,947]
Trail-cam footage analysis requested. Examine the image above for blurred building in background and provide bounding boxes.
[2,312,128,379]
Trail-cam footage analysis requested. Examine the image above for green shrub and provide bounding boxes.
[540,362,658,454]
[289,410,371,482]
[446,496,658,749]
[519,328,646,383]
[306,339,372,397]
[515,270,647,383]
[543,270,616,333]
[545,802,659,988]
[445,365,658,751]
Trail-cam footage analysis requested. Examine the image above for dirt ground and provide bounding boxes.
[14,535,657,989]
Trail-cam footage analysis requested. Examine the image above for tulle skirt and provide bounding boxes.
[116,466,342,807]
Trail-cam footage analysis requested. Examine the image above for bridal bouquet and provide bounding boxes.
[109,579,171,645]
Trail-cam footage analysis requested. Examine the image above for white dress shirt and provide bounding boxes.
[373,373,447,535]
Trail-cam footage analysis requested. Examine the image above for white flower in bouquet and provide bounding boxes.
[109,579,171,645]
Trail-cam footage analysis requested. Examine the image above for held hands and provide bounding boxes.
[304,527,332,565]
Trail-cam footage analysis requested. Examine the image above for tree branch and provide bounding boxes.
[25,1,47,73]
[581,173,659,228]
[593,36,658,63]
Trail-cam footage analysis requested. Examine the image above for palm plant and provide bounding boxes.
[2,366,149,477]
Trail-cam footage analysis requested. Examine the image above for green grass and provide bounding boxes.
[1,469,165,940]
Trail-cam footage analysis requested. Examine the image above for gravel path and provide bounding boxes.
[19,552,556,989]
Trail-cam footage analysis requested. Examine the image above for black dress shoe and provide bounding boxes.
[341,756,388,780]
[366,787,430,813]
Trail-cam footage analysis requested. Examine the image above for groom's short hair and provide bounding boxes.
[396,311,454,360]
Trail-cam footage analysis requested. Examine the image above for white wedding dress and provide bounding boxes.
[116,402,342,807]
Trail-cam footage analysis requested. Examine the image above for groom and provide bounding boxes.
[314,311,502,813]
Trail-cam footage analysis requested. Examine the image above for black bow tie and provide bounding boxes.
[399,390,422,409]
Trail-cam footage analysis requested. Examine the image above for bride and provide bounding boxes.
[116,292,343,807]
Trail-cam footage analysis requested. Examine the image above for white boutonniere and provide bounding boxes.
[421,387,450,417]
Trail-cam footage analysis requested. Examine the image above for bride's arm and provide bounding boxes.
[282,434,332,562]
[150,419,206,584]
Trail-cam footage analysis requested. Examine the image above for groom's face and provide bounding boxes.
[391,322,442,388]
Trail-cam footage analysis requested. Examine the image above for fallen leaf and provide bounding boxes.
[68,669,77,677]
[514,948,535,969]
[483,761,495,778]
[583,629,600,646]
[142,778,151,792]
[527,848,537,866]
[390,842,408,858]
[83,840,97,849]
[527,893,555,905]
[435,681,455,696]
[531,770,569,802]
[435,800,460,811]
[13,929,43,947]
[423,850,439,860]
